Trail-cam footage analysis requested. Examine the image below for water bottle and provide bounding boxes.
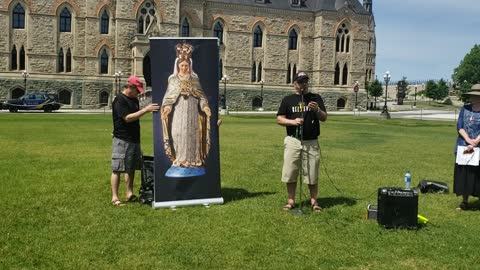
[404,170,411,189]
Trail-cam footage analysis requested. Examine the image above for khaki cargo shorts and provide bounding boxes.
[281,136,320,185]
[111,137,142,173]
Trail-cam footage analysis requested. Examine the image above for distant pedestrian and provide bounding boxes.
[110,76,159,206]
[454,84,480,210]
[276,72,327,212]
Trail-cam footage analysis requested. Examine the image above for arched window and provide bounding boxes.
[11,45,17,70]
[59,89,71,105]
[334,63,340,85]
[59,7,72,32]
[342,63,348,85]
[287,64,291,84]
[100,49,109,74]
[251,62,256,82]
[292,64,297,81]
[336,23,350,53]
[252,97,262,110]
[181,18,190,37]
[137,1,156,34]
[257,62,262,82]
[12,3,25,29]
[12,88,25,99]
[288,29,298,50]
[218,59,223,80]
[253,25,263,48]
[101,9,109,34]
[346,36,350,53]
[138,17,144,34]
[337,98,346,109]
[143,53,151,86]
[19,46,25,70]
[368,38,372,52]
[66,48,72,72]
[58,48,64,72]
[214,21,223,44]
[99,91,109,106]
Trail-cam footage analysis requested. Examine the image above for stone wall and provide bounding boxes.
[0,0,375,110]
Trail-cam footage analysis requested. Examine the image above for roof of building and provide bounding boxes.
[207,0,370,15]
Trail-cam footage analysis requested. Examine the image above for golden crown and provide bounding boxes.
[176,42,193,61]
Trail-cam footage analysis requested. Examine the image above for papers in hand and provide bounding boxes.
[456,146,480,166]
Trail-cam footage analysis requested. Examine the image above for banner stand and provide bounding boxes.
[152,197,224,209]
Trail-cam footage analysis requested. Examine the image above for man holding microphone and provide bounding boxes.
[276,72,327,212]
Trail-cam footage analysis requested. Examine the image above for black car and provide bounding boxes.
[3,93,62,113]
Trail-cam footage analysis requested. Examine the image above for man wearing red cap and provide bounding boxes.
[277,71,327,212]
[110,76,159,206]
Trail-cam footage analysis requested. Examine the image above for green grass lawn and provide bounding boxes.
[1,113,478,269]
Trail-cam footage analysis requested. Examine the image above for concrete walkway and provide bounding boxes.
[1,107,460,121]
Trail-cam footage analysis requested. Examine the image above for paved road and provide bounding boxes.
[0,108,460,121]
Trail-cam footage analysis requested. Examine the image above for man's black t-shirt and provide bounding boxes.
[112,93,141,143]
[277,92,326,140]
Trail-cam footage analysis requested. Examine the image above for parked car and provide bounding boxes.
[2,93,62,113]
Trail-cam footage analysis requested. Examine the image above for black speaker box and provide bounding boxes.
[377,187,418,229]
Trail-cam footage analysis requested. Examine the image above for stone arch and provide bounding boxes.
[181,7,202,28]
[95,1,114,17]
[6,0,33,13]
[248,18,269,33]
[51,0,80,16]
[132,0,165,23]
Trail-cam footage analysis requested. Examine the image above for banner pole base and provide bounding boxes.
[152,197,224,209]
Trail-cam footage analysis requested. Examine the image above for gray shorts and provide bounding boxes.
[111,137,142,173]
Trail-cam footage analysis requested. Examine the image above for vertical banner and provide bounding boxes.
[149,38,223,208]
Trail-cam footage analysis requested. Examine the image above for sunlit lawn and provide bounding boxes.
[0,113,478,269]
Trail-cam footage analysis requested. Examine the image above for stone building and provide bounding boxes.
[0,0,376,110]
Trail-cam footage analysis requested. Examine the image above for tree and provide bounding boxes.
[367,79,383,109]
[459,81,473,102]
[453,44,480,85]
[424,80,438,102]
[436,79,449,101]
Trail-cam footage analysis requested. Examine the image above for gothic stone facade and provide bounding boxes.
[0,0,376,110]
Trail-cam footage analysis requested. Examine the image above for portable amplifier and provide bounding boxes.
[377,187,418,229]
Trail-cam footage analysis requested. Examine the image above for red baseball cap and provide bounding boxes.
[127,76,145,94]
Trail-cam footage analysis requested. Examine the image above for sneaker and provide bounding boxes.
[456,202,468,211]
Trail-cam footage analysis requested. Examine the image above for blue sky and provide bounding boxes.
[373,0,480,82]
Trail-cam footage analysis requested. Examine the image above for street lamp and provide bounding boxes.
[414,86,417,107]
[113,71,123,96]
[353,81,359,110]
[380,71,391,119]
[221,74,229,112]
[22,70,29,94]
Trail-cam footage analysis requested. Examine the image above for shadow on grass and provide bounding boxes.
[222,187,276,203]
[317,196,357,208]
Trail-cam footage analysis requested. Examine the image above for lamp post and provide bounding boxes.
[353,81,359,110]
[414,86,417,108]
[221,75,229,114]
[380,71,391,119]
[22,70,29,94]
[113,71,123,97]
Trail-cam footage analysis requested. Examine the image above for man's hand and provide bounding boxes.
[145,103,160,113]
[291,118,304,126]
[308,101,320,112]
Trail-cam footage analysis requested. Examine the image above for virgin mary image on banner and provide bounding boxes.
[160,42,211,177]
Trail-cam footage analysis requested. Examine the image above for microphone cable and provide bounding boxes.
[318,145,377,201]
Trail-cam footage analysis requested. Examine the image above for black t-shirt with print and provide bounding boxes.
[112,93,141,143]
[277,92,326,140]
